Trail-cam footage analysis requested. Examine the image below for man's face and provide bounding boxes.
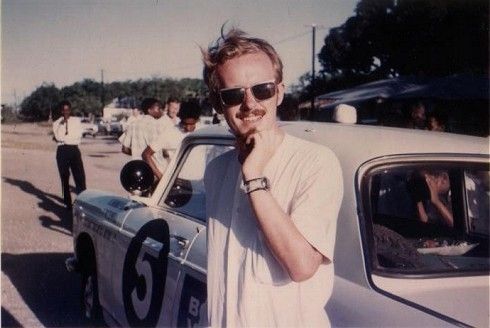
[148,103,163,119]
[167,102,180,119]
[412,106,426,128]
[180,118,198,133]
[61,105,71,119]
[436,173,450,194]
[428,117,444,131]
[215,52,284,138]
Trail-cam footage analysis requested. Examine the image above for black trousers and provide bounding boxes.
[56,145,86,207]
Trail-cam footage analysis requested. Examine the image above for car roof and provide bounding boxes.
[191,121,488,163]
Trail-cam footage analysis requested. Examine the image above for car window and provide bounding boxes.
[161,143,234,222]
[363,162,489,275]
[465,169,490,236]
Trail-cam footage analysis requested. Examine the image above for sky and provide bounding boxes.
[1,0,358,105]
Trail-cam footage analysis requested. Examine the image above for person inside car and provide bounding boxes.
[409,169,454,228]
[201,27,343,327]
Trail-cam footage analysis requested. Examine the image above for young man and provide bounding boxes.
[120,97,163,160]
[427,110,448,132]
[202,29,343,327]
[142,100,201,180]
[158,96,181,129]
[52,100,86,210]
[405,101,426,129]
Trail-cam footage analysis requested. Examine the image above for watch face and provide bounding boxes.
[244,177,269,193]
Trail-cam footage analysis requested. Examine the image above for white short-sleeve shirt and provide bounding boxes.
[121,115,166,170]
[205,133,343,327]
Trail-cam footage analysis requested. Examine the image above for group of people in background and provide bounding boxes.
[404,101,448,132]
[118,96,202,181]
[51,96,203,210]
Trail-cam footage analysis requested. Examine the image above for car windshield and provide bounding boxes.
[363,162,489,275]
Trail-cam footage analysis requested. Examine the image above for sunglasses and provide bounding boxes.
[219,81,277,107]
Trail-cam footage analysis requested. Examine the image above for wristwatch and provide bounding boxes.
[242,177,270,194]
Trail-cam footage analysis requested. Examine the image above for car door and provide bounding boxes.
[154,140,235,326]
[358,155,489,327]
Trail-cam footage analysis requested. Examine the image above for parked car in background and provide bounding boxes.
[67,122,489,327]
[94,117,123,137]
[80,118,98,138]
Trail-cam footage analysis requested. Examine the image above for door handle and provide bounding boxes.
[171,234,189,249]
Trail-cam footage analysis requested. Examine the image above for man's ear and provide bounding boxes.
[276,82,285,107]
[209,92,224,114]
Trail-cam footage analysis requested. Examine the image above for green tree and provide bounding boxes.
[318,0,489,90]
[61,79,103,116]
[19,77,208,121]
[19,83,61,120]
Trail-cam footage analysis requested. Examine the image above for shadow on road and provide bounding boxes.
[1,252,91,327]
[2,177,73,234]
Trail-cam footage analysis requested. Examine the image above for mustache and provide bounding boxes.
[236,109,266,120]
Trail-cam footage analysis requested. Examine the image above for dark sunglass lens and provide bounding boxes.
[252,83,276,101]
[220,88,244,106]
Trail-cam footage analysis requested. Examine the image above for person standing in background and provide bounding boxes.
[120,97,163,160]
[159,96,181,129]
[52,100,86,210]
[405,101,426,129]
[427,110,448,132]
[142,100,201,180]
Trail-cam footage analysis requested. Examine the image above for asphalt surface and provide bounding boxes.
[1,124,128,327]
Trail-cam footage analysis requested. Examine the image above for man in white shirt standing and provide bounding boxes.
[202,28,343,327]
[142,99,201,180]
[52,100,86,210]
[121,98,163,161]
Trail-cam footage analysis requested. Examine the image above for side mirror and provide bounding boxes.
[120,160,154,195]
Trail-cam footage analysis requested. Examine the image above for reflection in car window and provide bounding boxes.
[162,144,234,221]
[365,163,489,274]
[465,169,490,236]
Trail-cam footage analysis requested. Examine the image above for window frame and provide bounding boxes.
[156,137,235,224]
[356,153,490,279]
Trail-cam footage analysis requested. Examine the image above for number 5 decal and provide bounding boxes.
[123,220,170,327]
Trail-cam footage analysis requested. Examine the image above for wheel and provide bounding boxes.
[80,260,102,324]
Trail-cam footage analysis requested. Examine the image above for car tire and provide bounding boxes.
[80,259,102,324]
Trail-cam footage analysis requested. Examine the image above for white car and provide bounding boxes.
[67,122,489,327]
[81,118,98,138]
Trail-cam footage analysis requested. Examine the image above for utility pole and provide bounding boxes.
[100,69,105,116]
[305,23,324,119]
[310,24,316,115]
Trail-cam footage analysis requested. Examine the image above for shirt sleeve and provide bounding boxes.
[289,149,343,262]
[52,118,65,143]
[122,123,133,148]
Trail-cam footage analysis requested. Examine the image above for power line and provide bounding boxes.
[273,31,310,45]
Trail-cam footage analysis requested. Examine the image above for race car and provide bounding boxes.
[67,121,489,327]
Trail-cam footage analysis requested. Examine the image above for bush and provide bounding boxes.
[1,105,23,124]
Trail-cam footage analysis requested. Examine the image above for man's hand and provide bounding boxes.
[239,129,284,180]
[425,174,440,204]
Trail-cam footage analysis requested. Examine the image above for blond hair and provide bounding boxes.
[202,28,283,94]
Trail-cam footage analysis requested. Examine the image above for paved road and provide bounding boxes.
[2,129,128,327]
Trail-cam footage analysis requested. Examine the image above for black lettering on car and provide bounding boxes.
[177,275,207,327]
[122,219,170,327]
